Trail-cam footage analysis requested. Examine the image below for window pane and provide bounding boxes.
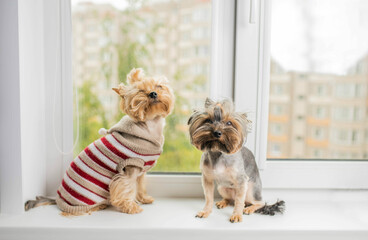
[72,0,212,172]
[268,0,368,160]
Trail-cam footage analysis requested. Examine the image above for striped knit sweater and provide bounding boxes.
[56,116,164,214]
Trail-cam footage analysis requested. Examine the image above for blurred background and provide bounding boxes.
[72,0,368,173]
[72,0,212,172]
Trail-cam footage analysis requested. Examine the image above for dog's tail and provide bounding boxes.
[25,196,56,211]
[255,200,285,216]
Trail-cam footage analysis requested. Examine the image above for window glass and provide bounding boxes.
[268,0,368,160]
[72,0,212,172]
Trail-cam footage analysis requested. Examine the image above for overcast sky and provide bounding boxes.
[72,0,128,9]
[271,0,368,75]
[72,0,368,75]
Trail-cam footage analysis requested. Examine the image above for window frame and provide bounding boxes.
[1,0,368,215]
[61,0,368,191]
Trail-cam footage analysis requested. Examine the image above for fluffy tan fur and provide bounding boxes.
[25,68,174,216]
[109,166,143,214]
[106,68,174,215]
[113,68,175,122]
[188,99,250,154]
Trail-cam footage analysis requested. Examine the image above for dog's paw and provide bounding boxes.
[215,199,229,209]
[195,210,211,218]
[243,205,257,215]
[118,201,143,214]
[137,195,154,204]
[229,214,242,223]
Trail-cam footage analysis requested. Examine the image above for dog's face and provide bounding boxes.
[113,68,175,122]
[188,98,251,154]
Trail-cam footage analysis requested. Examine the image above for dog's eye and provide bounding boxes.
[226,121,232,126]
[156,85,163,89]
[204,119,213,124]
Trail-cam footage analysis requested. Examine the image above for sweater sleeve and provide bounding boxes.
[116,157,145,173]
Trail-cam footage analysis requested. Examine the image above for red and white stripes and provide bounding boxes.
[57,133,161,207]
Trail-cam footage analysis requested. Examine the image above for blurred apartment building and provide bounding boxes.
[72,0,212,120]
[267,56,368,159]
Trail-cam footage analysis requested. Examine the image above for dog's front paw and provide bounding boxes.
[195,210,211,218]
[137,194,154,204]
[215,199,229,209]
[118,200,143,214]
[229,214,243,223]
[243,205,257,215]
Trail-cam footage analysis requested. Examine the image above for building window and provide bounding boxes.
[313,127,324,140]
[194,45,209,57]
[316,84,326,96]
[273,84,284,95]
[315,106,326,119]
[352,130,359,144]
[353,107,361,121]
[270,144,282,157]
[192,27,210,40]
[313,149,322,158]
[181,13,191,24]
[296,136,303,141]
[180,31,191,42]
[192,8,209,22]
[271,124,283,136]
[271,104,283,115]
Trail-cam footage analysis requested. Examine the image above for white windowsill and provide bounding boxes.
[1,189,368,240]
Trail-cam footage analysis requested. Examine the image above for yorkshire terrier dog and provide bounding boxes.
[188,98,284,223]
[26,68,174,215]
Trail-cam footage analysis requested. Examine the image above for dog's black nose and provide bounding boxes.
[213,131,222,138]
[149,91,158,99]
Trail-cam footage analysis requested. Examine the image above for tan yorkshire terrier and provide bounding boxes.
[188,98,284,223]
[26,68,175,215]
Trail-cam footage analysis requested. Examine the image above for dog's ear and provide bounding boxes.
[221,98,234,112]
[157,75,169,84]
[204,97,215,108]
[112,83,126,96]
[127,68,144,84]
[187,110,199,125]
[237,112,252,134]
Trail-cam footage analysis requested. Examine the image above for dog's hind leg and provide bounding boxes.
[136,172,154,204]
[110,166,143,214]
[243,200,265,215]
[243,182,265,215]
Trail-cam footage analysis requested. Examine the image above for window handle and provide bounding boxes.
[250,0,257,24]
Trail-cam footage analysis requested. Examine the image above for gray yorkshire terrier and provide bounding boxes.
[188,98,284,223]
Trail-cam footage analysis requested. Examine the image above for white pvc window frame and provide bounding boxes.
[1,0,367,215]
[60,0,368,193]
